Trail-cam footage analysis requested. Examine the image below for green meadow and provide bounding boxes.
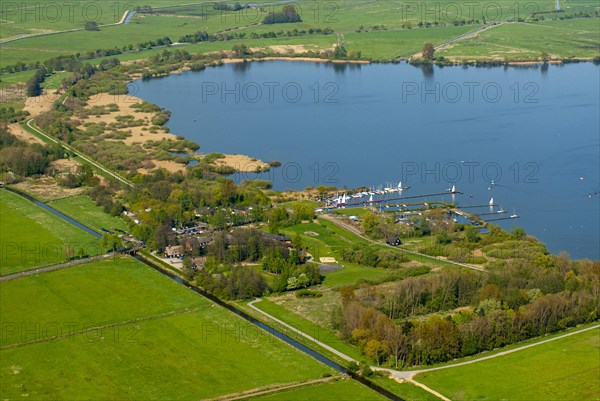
[0,257,335,400]
[0,189,100,275]
[438,19,600,60]
[416,326,600,401]
[2,0,597,76]
[49,195,129,232]
[0,257,203,346]
[248,378,388,400]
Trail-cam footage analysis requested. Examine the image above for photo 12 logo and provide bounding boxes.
[401,81,540,104]
[399,1,541,23]
[200,81,340,104]
[0,2,142,24]
[400,161,540,185]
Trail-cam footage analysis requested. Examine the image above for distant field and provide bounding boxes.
[438,19,600,60]
[0,189,101,275]
[248,378,388,400]
[1,0,597,75]
[0,257,334,400]
[49,195,129,232]
[416,326,600,400]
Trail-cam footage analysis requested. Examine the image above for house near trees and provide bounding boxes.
[164,245,184,258]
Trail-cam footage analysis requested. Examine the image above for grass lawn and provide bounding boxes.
[0,189,101,275]
[49,195,129,232]
[416,326,600,401]
[0,257,334,400]
[248,378,388,400]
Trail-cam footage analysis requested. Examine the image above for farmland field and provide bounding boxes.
[0,189,101,275]
[416,326,600,401]
[49,195,129,232]
[0,257,335,400]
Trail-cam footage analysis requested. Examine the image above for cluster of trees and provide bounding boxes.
[88,184,126,217]
[0,107,30,123]
[340,245,409,269]
[192,229,322,298]
[26,67,47,97]
[213,2,247,11]
[0,127,61,179]
[60,164,99,189]
[266,203,315,233]
[263,5,302,24]
[334,255,599,367]
[247,27,334,39]
[123,170,271,245]
[149,49,192,65]
[178,27,332,45]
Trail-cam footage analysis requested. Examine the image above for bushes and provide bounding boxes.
[263,5,302,24]
[341,245,409,269]
[296,289,323,298]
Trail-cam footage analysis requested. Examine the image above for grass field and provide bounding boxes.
[0,189,101,275]
[252,298,366,363]
[49,195,129,232]
[438,19,600,60]
[0,257,204,346]
[416,326,600,400]
[1,0,596,76]
[248,378,388,400]
[0,257,335,400]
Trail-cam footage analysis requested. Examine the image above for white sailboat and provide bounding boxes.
[489,197,495,206]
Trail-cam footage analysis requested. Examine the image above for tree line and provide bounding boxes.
[333,254,599,367]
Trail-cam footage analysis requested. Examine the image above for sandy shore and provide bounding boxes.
[75,93,269,174]
[223,57,370,65]
[204,154,270,173]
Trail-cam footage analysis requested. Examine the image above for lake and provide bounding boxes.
[132,61,600,259]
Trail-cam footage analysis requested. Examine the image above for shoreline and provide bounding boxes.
[222,57,371,65]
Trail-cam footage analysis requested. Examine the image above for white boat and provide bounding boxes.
[489,197,494,206]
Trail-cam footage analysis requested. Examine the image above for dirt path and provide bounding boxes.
[409,22,508,59]
[210,375,344,401]
[248,298,357,363]
[0,254,111,282]
[26,119,134,188]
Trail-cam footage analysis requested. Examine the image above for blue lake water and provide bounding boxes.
[132,61,600,259]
